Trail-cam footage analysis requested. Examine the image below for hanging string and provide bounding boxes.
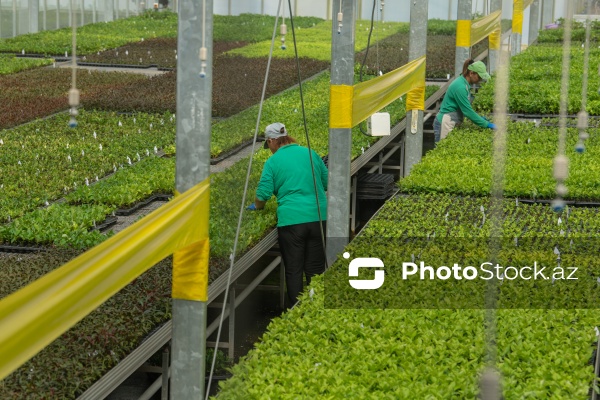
[204,1,284,397]
[287,0,329,269]
[68,0,79,128]
[199,0,208,77]
[480,29,511,400]
[552,2,574,213]
[337,0,343,34]
[576,0,592,153]
[280,1,287,49]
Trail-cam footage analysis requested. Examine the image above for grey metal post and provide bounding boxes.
[541,0,554,26]
[326,0,356,264]
[455,0,472,77]
[171,0,212,398]
[511,0,523,56]
[104,0,113,22]
[529,0,541,44]
[28,0,39,33]
[404,0,428,176]
[489,0,502,73]
[56,0,59,29]
[12,0,16,37]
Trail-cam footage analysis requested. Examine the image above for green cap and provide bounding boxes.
[468,61,491,80]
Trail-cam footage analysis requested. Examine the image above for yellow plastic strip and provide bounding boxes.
[489,28,501,50]
[513,0,523,35]
[173,239,210,301]
[471,10,502,46]
[456,19,472,47]
[406,85,425,111]
[352,55,426,126]
[329,84,354,129]
[0,178,210,380]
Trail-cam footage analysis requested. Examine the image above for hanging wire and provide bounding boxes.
[552,2,574,213]
[337,0,343,34]
[480,46,510,400]
[280,2,287,49]
[68,0,79,128]
[575,0,592,153]
[286,0,329,270]
[204,1,284,396]
[358,0,379,137]
[199,0,208,77]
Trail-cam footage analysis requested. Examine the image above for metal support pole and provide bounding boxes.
[511,0,523,56]
[171,0,212,398]
[455,0,472,77]
[404,0,428,176]
[326,0,356,264]
[489,0,502,73]
[56,0,59,29]
[104,0,113,22]
[528,0,541,44]
[541,0,554,26]
[227,284,235,360]
[12,0,17,37]
[92,0,96,22]
[161,347,170,400]
[68,0,72,26]
[28,0,39,33]
[279,260,285,309]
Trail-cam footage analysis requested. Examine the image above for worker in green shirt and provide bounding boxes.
[247,122,328,307]
[433,59,496,143]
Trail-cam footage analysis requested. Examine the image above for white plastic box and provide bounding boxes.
[366,112,391,136]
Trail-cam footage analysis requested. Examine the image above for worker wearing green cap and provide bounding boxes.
[433,59,496,143]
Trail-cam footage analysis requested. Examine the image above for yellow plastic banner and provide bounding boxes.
[329,85,354,128]
[173,238,210,301]
[352,55,426,126]
[513,0,523,34]
[406,86,425,111]
[471,10,502,46]
[0,178,210,380]
[456,19,472,47]
[489,29,501,50]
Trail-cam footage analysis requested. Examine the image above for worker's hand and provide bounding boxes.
[488,123,497,130]
[246,203,258,211]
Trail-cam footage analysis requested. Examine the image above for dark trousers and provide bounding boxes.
[277,221,326,307]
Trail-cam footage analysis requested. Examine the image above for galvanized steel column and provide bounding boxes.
[528,0,541,44]
[28,0,39,33]
[104,0,114,22]
[327,0,356,263]
[489,0,502,73]
[511,0,523,55]
[455,0,472,77]
[171,0,212,398]
[404,0,427,176]
[541,0,554,26]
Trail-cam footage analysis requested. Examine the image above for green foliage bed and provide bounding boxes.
[216,193,598,399]
[400,120,600,200]
[474,43,600,115]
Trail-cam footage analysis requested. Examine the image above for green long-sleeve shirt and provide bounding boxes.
[256,144,328,227]
[436,75,491,128]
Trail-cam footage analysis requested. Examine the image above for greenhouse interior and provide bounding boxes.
[2,0,600,398]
